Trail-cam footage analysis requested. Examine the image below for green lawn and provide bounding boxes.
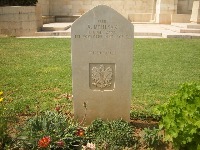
[0,38,200,115]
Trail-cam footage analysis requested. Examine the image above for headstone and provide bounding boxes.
[190,0,200,24]
[71,5,134,124]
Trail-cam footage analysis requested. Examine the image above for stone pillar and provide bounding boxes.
[190,0,200,23]
[155,0,178,24]
[151,0,157,21]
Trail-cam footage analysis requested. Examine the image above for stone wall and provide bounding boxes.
[0,6,42,36]
[46,0,154,19]
[38,0,49,16]
[37,0,195,24]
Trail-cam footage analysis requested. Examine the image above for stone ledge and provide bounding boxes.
[55,15,81,22]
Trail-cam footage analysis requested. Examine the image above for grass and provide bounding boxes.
[132,39,200,114]
[0,38,200,115]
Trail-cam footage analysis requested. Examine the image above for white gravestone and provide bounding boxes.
[71,5,134,124]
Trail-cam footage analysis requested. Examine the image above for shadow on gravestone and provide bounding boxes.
[71,5,134,125]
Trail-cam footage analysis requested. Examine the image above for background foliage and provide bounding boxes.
[155,83,200,150]
[0,0,38,6]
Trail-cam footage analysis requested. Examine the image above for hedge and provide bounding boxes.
[0,0,38,6]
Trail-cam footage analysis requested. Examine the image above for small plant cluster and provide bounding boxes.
[155,83,200,150]
[15,111,84,149]
[130,111,160,121]
[12,111,138,150]
[0,0,38,6]
[142,127,164,149]
[86,118,138,149]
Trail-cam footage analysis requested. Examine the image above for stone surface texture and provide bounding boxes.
[38,0,195,23]
[0,6,42,36]
[71,5,134,124]
[190,0,200,23]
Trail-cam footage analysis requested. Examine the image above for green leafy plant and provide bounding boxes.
[86,118,138,149]
[16,111,85,149]
[142,127,164,149]
[154,83,200,150]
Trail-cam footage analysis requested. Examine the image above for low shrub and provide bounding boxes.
[142,127,164,149]
[0,0,38,6]
[154,83,200,150]
[86,118,139,149]
[15,111,84,149]
[14,112,139,149]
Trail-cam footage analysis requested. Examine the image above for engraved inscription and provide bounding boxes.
[89,50,116,55]
[74,19,133,39]
[92,64,113,88]
[89,63,115,91]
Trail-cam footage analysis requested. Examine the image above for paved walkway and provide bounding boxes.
[18,22,200,39]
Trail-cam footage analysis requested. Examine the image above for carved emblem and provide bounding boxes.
[91,64,113,89]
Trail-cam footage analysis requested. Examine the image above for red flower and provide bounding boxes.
[55,106,61,112]
[76,128,85,137]
[56,140,64,147]
[38,136,51,148]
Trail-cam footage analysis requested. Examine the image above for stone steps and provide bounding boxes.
[170,23,200,33]
[180,28,200,33]
[41,26,71,31]
[134,32,162,37]
[171,23,200,29]
[163,33,200,39]
[187,24,200,29]
[41,23,72,31]
[35,30,71,36]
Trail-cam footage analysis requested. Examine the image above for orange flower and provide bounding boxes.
[38,136,51,148]
[76,128,85,137]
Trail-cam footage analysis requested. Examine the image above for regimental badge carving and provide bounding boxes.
[91,64,113,89]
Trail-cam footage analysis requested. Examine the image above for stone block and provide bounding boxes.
[187,24,200,29]
[25,6,35,13]
[2,14,14,22]
[28,13,37,21]
[19,14,29,21]
[156,14,171,24]
[11,22,21,29]
[0,22,5,29]
[171,14,191,23]
[2,6,14,14]
[128,13,152,22]
[21,22,30,29]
